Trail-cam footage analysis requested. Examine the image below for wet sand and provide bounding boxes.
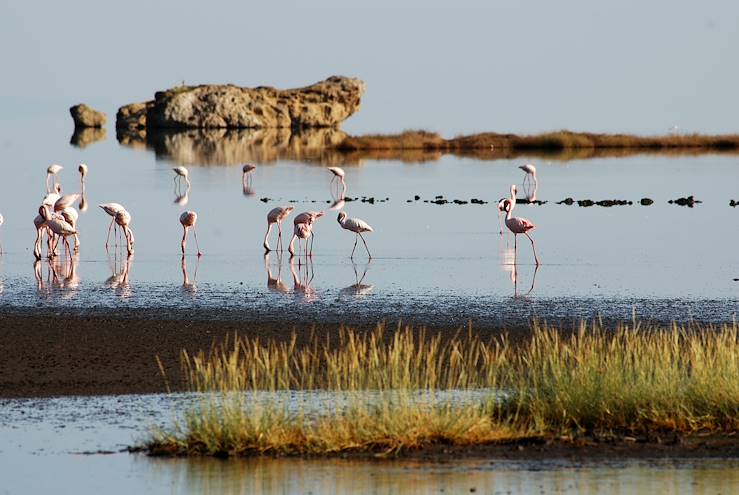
[0,308,534,399]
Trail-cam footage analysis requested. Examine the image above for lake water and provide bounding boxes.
[2,393,739,494]
[0,117,737,325]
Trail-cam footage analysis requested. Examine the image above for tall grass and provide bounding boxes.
[145,322,739,456]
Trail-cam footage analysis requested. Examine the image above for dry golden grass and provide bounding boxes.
[144,321,739,457]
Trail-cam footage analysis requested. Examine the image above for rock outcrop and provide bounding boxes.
[116,76,364,131]
[70,104,107,128]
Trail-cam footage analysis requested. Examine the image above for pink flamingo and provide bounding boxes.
[115,209,135,256]
[263,206,294,252]
[337,211,374,259]
[179,210,202,256]
[288,221,313,258]
[38,205,76,262]
[242,163,257,195]
[293,211,324,255]
[99,203,126,248]
[504,184,540,266]
[328,167,346,196]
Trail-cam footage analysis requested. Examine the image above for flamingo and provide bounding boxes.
[38,205,76,262]
[33,213,48,260]
[179,210,202,256]
[504,184,540,266]
[293,211,324,255]
[337,211,374,259]
[264,206,294,252]
[46,164,63,192]
[99,203,127,248]
[519,163,537,188]
[115,209,135,256]
[288,222,313,258]
[172,166,191,191]
[54,197,80,252]
[328,166,346,196]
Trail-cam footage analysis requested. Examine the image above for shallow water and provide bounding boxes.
[0,117,737,324]
[2,393,738,494]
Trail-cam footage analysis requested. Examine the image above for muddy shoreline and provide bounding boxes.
[0,308,533,399]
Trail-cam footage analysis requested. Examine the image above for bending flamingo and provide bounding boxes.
[115,209,135,256]
[519,163,537,187]
[288,221,313,258]
[264,206,294,252]
[172,166,191,190]
[99,203,127,248]
[504,184,540,266]
[337,211,374,259]
[179,210,202,256]
[328,167,346,196]
[293,211,324,255]
[38,205,76,262]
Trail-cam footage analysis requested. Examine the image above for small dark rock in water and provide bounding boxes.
[260,197,270,203]
[558,197,574,205]
[733,278,739,281]
[344,196,355,202]
[367,198,375,204]
[435,195,444,199]
[596,199,629,207]
[414,195,420,201]
[730,200,737,207]
[640,198,654,206]
[431,199,448,205]
[453,199,468,205]
[406,199,412,203]
[669,195,701,207]
[577,199,595,207]
[470,198,487,205]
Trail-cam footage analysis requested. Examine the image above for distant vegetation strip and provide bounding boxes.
[143,322,739,457]
[334,130,739,152]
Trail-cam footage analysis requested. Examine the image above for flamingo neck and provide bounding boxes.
[509,186,517,209]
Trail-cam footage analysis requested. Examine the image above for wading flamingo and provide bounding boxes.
[504,184,540,266]
[33,213,48,260]
[293,211,324,255]
[288,221,313,258]
[115,209,135,256]
[242,163,257,195]
[179,210,202,256]
[264,206,294,252]
[46,164,63,192]
[172,166,191,191]
[328,167,346,196]
[99,203,127,248]
[519,163,537,188]
[337,211,374,259]
[39,205,76,262]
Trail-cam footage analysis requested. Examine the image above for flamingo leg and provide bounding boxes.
[125,226,134,255]
[351,235,358,258]
[193,226,202,256]
[309,232,314,256]
[359,232,371,259]
[181,225,188,254]
[525,232,540,266]
[277,223,283,252]
[105,218,115,248]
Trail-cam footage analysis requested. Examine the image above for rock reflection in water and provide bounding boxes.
[117,127,349,166]
[70,127,107,148]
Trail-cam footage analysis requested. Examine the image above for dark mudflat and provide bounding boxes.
[0,308,533,398]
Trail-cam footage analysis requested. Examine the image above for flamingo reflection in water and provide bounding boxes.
[290,256,317,303]
[338,260,374,298]
[509,255,539,298]
[105,248,133,299]
[242,163,257,196]
[264,253,289,294]
[181,255,199,296]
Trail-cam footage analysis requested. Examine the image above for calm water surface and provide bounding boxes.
[2,393,738,495]
[0,118,737,324]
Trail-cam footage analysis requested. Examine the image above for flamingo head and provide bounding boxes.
[38,204,49,220]
[337,211,347,224]
[498,199,511,212]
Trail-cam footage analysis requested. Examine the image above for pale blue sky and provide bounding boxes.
[1,0,737,135]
